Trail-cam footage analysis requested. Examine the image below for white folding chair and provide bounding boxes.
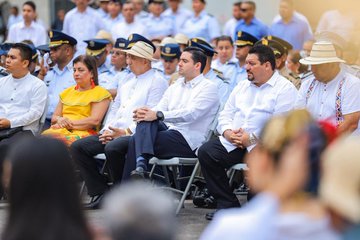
[148,104,222,215]
[228,163,249,196]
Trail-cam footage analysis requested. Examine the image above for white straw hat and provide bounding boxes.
[320,136,360,223]
[160,37,177,47]
[121,41,156,61]
[299,41,345,65]
[174,33,189,45]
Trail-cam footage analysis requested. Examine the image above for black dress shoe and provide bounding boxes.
[205,210,218,221]
[193,188,217,209]
[84,194,104,210]
[130,167,145,180]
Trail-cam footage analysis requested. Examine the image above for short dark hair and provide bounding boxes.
[233,1,242,8]
[215,35,233,47]
[248,45,276,70]
[73,55,99,85]
[244,1,256,10]
[183,47,207,73]
[10,43,33,67]
[23,1,36,11]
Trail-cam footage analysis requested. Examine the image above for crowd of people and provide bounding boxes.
[0,0,360,239]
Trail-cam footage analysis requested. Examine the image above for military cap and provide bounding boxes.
[265,35,293,53]
[255,39,286,57]
[114,38,128,49]
[84,39,110,56]
[188,37,217,57]
[235,31,258,47]
[127,33,156,52]
[36,44,50,53]
[148,0,164,4]
[315,31,347,50]
[49,30,77,47]
[161,43,181,60]
[0,42,13,56]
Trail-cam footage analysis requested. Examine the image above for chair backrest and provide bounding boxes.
[204,102,224,141]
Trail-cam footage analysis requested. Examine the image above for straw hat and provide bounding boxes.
[320,136,360,223]
[121,41,156,61]
[174,33,189,45]
[160,37,177,47]
[299,41,345,65]
[95,30,114,45]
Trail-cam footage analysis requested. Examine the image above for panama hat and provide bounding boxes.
[320,136,360,223]
[121,41,156,61]
[299,41,345,65]
[174,33,189,45]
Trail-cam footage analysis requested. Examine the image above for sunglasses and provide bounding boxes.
[110,50,125,56]
[241,8,249,12]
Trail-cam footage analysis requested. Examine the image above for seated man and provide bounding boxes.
[0,43,47,197]
[128,47,219,178]
[71,38,168,209]
[296,41,360,135]
[198,45,298,220]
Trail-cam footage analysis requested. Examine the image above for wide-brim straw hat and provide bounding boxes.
[121,41,156,61]
[299,41,345,65]
[320,136,360,223]
[174,33,189,45]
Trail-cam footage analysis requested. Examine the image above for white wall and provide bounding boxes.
[182,0,280,27]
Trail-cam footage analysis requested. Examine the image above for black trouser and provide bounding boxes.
[198,137,247,209]
[70,135,130,197]
[125,121,197,179]
[0,130,33,197]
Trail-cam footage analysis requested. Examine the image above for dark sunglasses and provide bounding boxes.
[241,8,249,12]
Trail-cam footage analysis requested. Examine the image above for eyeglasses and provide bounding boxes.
[110,50,125,56]
[240,8,249,12]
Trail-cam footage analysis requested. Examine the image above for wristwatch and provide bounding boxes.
[156,111,164,121]
[249,133,257,145]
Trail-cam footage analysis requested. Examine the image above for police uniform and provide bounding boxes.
[189,38,230,103]
[98,38,131,90]
[256,38,301,89]
[0,45,9,78]
[160,43,181,83]
[84,39,111,74]
[211,57,238,91]
[181,10,221,42]
[44,30,78,127]
[234,31,258,87]
[143,14,175,40]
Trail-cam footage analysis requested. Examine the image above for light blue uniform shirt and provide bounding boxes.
[211,58,238,91]
[235,65,248,87]
[98,62,111,75]
[99,66,122,90]
[105,14,124,32]
[44,61,76,119]
[205,69,229,104]
[181,10,221,42]
[143,14,175,39]
[270,13,313,50]
[234,17,268,40]
[162,7,192,34]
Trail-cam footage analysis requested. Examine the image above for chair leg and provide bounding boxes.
[162,166,172,186]
[228,168,236,185]
[149,163,157,179]
[176,161,200,215]
[171,166,181,190]
[79,181,86,196]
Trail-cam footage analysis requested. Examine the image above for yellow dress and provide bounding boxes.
[42,85,111,145]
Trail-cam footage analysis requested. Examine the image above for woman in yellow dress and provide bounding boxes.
[43,55,111,145]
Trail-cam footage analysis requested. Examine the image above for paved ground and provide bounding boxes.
[0,197,247,240]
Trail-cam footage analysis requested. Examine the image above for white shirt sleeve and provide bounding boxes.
[160,82,219,123]
[8,81,47,128]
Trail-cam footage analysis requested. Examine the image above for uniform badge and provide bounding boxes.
[89,41,95,48]
[165,47,171,54]
[237,31,242,37]
[128,34,133,41]
[49,31,53,38]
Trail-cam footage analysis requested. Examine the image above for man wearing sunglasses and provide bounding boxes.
[233,1,268,40]
[98,38,131,98]
[84,38,111,75]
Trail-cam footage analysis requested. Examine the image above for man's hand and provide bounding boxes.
[37,57,49,80]
[99,127,126,144]
[133,107,157,122]
[223,129,246,148]
[0,118,11,129]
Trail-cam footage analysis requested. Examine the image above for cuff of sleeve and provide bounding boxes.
[219,125,232,136]
[128,123,136,134]
[8,117,20,128]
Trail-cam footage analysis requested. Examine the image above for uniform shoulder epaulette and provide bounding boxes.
[0,67,9,77]
[213,68,225,81]
[153,67,164,73]
[207,13,214,18]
